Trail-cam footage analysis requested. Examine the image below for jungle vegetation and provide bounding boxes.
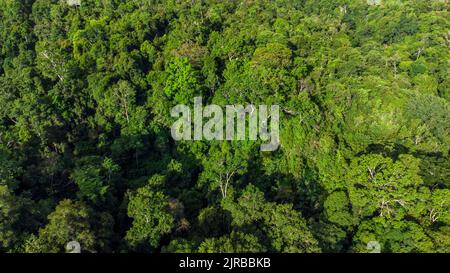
[0,0,449,253]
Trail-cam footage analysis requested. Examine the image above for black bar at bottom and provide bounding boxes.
[0,253,444,272]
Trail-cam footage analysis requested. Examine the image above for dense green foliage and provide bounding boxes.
[0,0,449,253]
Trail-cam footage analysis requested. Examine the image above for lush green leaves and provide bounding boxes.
[0,0,448,253]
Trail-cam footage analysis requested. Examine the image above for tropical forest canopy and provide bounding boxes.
[0,0,449,253]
